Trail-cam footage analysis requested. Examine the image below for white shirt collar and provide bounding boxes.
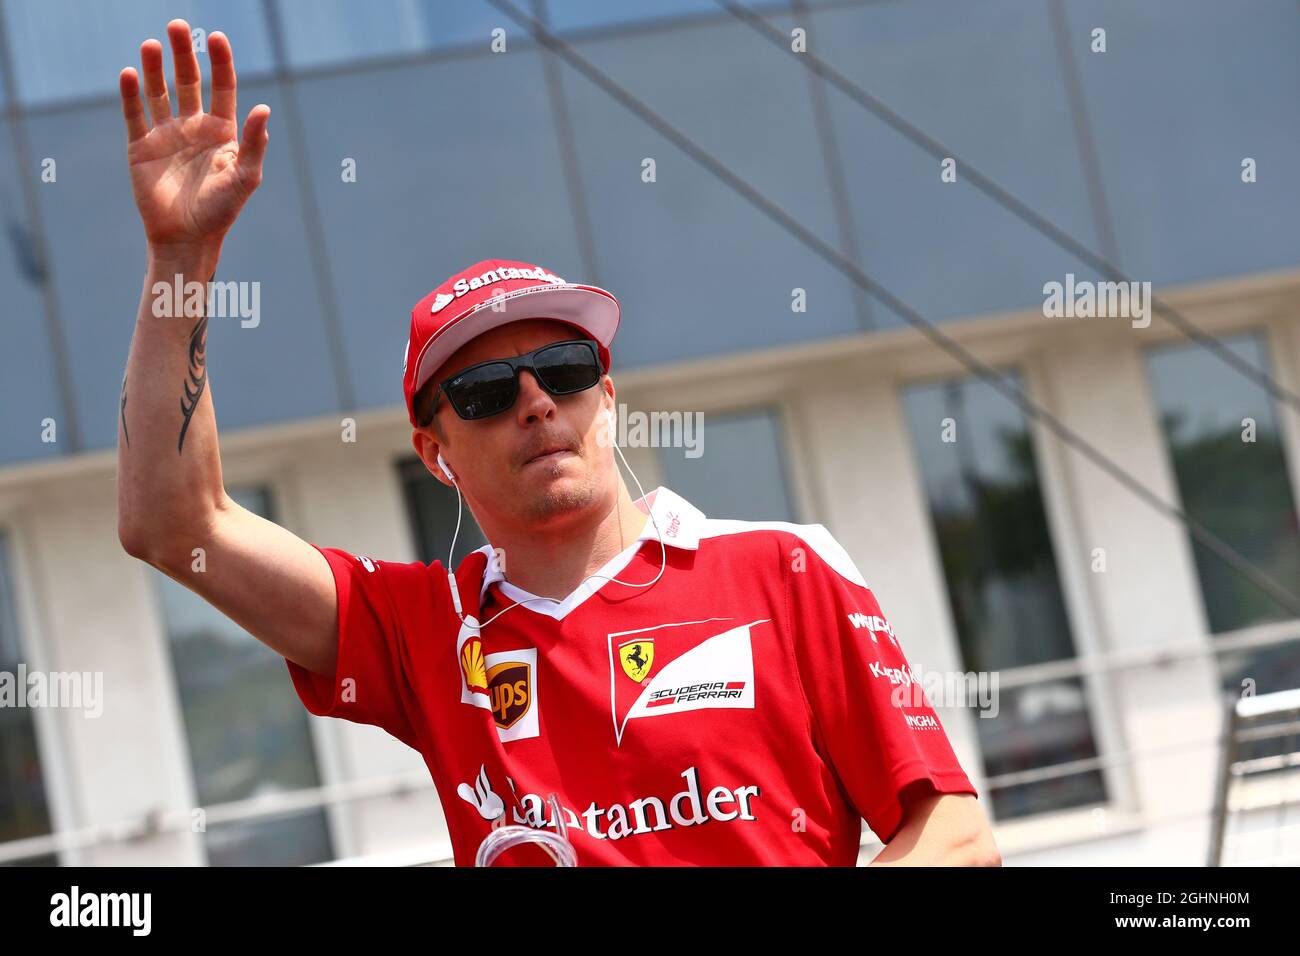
[474,485,704,611]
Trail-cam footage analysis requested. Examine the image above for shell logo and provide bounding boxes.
[460,639,488,692]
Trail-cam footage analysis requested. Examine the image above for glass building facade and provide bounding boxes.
[2,0,1297,463]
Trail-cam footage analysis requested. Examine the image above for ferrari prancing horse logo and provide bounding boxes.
[619,638,654,683]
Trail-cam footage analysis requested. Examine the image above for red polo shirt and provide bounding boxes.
[286,486,978,865]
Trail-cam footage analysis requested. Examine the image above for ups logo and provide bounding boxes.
[487,660,531,729]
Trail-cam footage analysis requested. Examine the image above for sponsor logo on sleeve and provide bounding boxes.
[867,660,923,687]
[847,611,900,648]
[903,712,940,730]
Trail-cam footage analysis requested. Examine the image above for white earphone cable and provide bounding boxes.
[443,414,668,630]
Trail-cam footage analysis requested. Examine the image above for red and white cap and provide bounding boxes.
[402,258,620,426]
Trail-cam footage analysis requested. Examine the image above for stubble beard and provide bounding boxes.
[518,458,602,526]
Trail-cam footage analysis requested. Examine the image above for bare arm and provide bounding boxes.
[867,788,1001,866]
[116,20,337,676]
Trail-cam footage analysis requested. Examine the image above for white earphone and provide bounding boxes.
[437,451,456,483]
[442,403,667,628]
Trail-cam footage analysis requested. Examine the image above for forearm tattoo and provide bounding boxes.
[177,316,208,453]
[119,374,130,448]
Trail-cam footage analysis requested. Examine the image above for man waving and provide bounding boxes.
[116,20,998,867]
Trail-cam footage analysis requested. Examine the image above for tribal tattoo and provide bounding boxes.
[177,316,208,453]
[119,374,129,447]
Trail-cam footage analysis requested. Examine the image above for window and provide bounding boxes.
[1145,331,1300,704]
[0,531,56,865]
[543,0,718,33]
[902,371,1108,821]
[545,0,803,34]
[814,0,1105,327]
[0,124,65,466]
[399,457,486,566]
[655,406,795,522]
[559,15,865,367]
[154,487,332,866]
[1147,332,1300,638]
[2,0,273,107]
[294,52,585,410]
[1060,1,1300,285]
[276,0,501,68]
[24,84,345,454]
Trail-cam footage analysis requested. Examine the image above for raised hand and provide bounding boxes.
[119,20,270,261]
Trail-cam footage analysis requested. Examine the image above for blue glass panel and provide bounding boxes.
[277,0,501,68]
[0,125,66,464]
[296,53,585,409]
[3,0,273,107]
[1063,0,1300,284]
[24,81,344,452]
[561,15,864,367]
[814,0,1107,326]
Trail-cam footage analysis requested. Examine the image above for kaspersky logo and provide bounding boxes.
[431,266,566,313]
[868,660,923,687]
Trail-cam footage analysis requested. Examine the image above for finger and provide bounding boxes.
[167,19,203,115]
[237,105,271,186]
[140,38,171,126]
[208,31,236,121]
[118,68,149,142]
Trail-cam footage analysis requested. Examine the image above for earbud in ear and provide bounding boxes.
[437,452,456,483]
[604,407,617,447]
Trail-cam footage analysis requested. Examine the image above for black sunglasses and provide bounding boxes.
[424,338,603,423]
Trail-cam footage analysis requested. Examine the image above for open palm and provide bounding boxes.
[120,20,269,253]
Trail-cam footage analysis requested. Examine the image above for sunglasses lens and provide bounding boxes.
[447,363,517,419]
[535,342,601,394]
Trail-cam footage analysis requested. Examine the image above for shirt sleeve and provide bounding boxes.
[782,526,978,843]
[285,545,421,749]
